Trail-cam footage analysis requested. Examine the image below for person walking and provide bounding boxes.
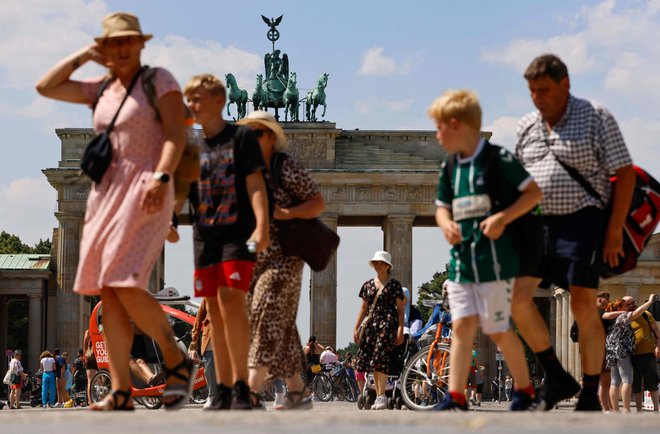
[429,89,541,412]
[353,251,405,410]
[183,74,270,410]
[304,335,325,398]
[238,111,325,410]
[40,351,57,408]
[511,54,636,411]
[83,329,98,406]
[8,350,26,409]
[36,12,195,411]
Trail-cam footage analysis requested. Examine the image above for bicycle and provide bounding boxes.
[311,362,358,402]
[400,316,452,410]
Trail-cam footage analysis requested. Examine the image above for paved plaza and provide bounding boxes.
[1,399,658,433]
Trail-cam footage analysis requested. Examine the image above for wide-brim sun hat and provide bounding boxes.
[236,110,288,150]
[369,251,393,270]
[95,12,153,44]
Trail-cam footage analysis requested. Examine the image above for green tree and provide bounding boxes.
[0,231,31,253]
[416,270,448,323]
[0,230,51,254]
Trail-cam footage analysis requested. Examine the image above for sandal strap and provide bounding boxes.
[164,356,192,383]
[111,389,132,409]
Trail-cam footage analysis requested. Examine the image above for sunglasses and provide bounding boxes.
[597,293,610,298]
[252,128,270,138]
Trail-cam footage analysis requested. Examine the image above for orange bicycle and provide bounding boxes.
[400,310,452,410]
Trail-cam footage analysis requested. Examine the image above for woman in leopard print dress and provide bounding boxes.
[237,111,325,409]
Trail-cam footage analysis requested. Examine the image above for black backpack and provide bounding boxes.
[443,142,543,274]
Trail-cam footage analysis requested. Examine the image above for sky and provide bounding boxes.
[2,0,660,348]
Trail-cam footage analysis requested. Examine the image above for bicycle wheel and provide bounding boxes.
[312,375,332,402]
[338,376,358,402]
[400,343,451,410]
[190,385,208,404]
[139,395,163,410]
[88,370,112,404]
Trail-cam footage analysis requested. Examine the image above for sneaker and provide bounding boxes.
[432,394,468,412]
[510,390,541,411]
[204,384,232,411]
[230,381,252,410]
[574,392,602,412]
[53,402,62,408]
[273,392,286,410]
[540,375,580,411]
[310,392,320,402]
[203,396,222,411]
[371,395,388,410]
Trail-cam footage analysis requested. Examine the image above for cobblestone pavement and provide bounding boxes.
[1,399,658,434]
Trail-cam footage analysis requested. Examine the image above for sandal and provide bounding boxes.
[90,389,134,411]
[162,353,198,410]
[284,390,313,410]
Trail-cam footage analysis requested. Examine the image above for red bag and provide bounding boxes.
[602,166,660,278]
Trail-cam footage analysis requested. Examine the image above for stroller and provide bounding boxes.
[70,367,88,407]
[25,372,42,408]
[356,329,418,410]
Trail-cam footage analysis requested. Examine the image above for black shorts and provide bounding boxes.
[632,353,659,394]
[532,207,605,290]
[476,383,484,394]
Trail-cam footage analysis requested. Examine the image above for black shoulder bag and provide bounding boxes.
[270,152,340,271]
[81,66,146,183]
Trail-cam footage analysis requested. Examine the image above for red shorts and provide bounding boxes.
[194,260,254,297]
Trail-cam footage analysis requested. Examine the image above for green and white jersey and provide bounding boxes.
[436,140,533,283]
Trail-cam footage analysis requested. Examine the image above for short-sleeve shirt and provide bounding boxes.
[41,357,56,373]
[191,124,265,268]
[9,358,23,374]
[436,140,533,283]
[631,311,657,355]
[515,95,632,215]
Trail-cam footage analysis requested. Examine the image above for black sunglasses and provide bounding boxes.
[252,128,269,138]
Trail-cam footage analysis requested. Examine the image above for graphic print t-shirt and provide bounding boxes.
[192,124,265,268]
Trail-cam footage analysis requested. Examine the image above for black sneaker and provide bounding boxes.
[203,385,232,410]
[230,381,252,410]
[510,390,541,411]
[540,375,580,411]
[432,394,468,412]
[574,392,602,412]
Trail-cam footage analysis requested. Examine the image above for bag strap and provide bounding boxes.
[543,137,606,207]
[367,282,386,315]
[642,312,658,340]
[101,66,147,135]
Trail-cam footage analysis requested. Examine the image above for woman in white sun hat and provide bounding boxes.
[353,250,405,410]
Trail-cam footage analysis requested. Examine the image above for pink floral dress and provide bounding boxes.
[74,68,181,294]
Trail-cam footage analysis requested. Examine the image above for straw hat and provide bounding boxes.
[369,251,393,270]
[95,12,153,44]
[236,110,288,151]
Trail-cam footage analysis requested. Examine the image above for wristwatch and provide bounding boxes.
[152,172,171,184]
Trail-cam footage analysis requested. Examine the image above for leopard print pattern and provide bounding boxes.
[247,154,320,378]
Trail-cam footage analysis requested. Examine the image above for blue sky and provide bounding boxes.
[2,0,659,347]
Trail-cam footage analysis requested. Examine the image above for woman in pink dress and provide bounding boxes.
[36,12,195,411]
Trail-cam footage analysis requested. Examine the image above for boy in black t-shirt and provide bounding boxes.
[183,74,270,410]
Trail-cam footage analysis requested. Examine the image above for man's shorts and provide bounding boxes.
[445,280,513,335]
[194,260,254,297]
[533,207,605,290]
[631,353,659,393]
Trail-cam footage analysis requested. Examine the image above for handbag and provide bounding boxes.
[357,285,385,344]
[270,152,340,271]
[276,218,340,271]
[80,66,146,183]
[2,369,12,385]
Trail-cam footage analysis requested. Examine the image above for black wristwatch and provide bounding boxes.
[152,172,171,184]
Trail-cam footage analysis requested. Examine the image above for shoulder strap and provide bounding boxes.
[642,312,658,339]
[543,137,605,206]
[481,141,509,211]
[141,66,160,122]
[270,152,287,191]
[92,76,114,112]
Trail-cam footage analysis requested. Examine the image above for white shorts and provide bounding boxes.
[446,279,513,335]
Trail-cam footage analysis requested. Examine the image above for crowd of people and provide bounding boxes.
[10,10,655,414]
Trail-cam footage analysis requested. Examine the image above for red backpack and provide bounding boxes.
[602,166,660,277]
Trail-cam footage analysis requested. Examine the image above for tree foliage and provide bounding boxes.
[415,270,448,323]
[0,231,51,254]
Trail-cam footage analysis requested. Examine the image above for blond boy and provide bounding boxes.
[430,90,542,411]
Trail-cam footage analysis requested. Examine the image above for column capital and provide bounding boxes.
[384,213,416,224]
[55,211,84,222]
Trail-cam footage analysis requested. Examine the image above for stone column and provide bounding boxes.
[382,214,414,291]
[28,294,43,372]
[310,214,338,348]
[55,212,84,351]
